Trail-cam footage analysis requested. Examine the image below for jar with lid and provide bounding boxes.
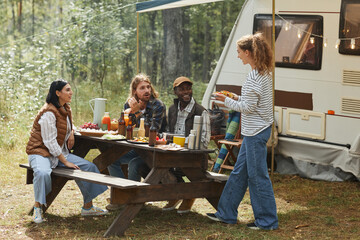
[101,112,111,131]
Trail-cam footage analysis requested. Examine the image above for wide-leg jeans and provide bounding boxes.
[29,154,108,205]
[215,126,278,230]
[108,150,149,181]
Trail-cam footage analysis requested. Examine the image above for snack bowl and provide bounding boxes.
[156,140,167,145]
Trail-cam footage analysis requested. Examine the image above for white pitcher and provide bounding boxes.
[89,98,107,127]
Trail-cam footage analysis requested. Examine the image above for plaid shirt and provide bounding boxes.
[174,98,195,135]
[124,96,167,133]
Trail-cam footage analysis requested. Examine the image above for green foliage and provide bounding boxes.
[0,0,243,148]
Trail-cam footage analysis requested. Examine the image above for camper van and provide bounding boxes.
[203,0,360,180]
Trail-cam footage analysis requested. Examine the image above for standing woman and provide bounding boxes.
[207,33,278,230]
[26,79,108,224]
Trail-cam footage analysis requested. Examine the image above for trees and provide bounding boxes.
[0,0,243,118]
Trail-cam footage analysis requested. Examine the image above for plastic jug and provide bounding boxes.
[89,98,107,127]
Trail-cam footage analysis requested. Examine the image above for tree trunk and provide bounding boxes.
[17,0,22,32]
[202,21,211,82]
[183,9,190,78]
[220,3,227,48]
[149,12,158,84]
[11,2,16,34]
[161,8,184,87]
[32,0,35,38]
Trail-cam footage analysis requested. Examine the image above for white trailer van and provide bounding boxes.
[203,0,360,181]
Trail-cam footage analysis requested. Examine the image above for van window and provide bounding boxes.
[254,14,323,70]
[339,0,360,55]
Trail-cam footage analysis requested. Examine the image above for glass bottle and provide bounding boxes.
[148,117,157,146]
[126,116,133,140]
[118,111,126,136]
[144,114,150,137]
[101,112,111,131]
[138,118,145,138]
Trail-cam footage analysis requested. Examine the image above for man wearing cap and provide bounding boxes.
[162,76,211,213]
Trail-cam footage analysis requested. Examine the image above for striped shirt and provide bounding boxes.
[38,111,72,168]
[224,69,273,136]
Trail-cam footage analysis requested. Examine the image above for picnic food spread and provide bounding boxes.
[129,136,149,143]
[214,90,234,98]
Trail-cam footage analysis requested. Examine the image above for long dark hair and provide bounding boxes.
[46,79,68,108]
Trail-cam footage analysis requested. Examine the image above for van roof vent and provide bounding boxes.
[343,70,360,86]
[341,97,360,115]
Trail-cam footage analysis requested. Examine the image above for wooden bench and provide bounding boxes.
[19,163,149,214]
[20,163,148,188]
[206,171,229,182]
[20,160,229,237]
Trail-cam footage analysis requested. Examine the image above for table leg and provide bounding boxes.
[104,203,143,237]
[180,168,224,211]
[105,168,170,237]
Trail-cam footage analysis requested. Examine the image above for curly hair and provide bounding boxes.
[236,32,273,75]
[128,73,159,100]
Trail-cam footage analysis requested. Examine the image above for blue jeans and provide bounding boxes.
[215,126,278,230]
[108,150,150,181]
[29,154,108,205]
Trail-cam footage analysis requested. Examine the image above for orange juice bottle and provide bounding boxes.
[124,113,129,126]
[101,112,111,131]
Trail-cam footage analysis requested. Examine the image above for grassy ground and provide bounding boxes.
[1,143,360,240]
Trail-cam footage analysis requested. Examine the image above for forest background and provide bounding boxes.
[0,0,244,148]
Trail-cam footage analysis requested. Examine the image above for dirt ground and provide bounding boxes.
[1,167,360,240]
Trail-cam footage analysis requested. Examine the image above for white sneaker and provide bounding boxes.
[33,207,43,224]
[81,206,109,216]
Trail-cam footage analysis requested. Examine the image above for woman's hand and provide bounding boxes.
[58,154,80,169]
[232,93,239,101]
[67,130,75,150]
[64,161,80,169]
[212,93,227,102]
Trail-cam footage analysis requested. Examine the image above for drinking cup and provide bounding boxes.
[173,136,185,147]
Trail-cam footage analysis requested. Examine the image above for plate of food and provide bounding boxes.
[127,137,149,144]
[78,129,117,137]
[101,134,126,141]
[212,90,234,98]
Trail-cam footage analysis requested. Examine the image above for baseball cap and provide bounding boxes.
[173,76,192,89]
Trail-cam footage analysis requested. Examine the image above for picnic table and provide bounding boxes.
[21,134,228,237]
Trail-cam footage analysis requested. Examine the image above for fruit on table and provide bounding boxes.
[111,119,118,131]
[80,122,99,130]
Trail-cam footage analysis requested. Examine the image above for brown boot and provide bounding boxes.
[162,200,181,211]
[177,199,195,214]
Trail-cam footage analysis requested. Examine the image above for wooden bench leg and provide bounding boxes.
[27,176,68,215]
[104,203,143,237]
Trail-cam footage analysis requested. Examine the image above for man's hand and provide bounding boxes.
[128,97,147,114]
[128,97,141,113]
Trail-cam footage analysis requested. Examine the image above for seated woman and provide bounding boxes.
[26,79,108,224]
